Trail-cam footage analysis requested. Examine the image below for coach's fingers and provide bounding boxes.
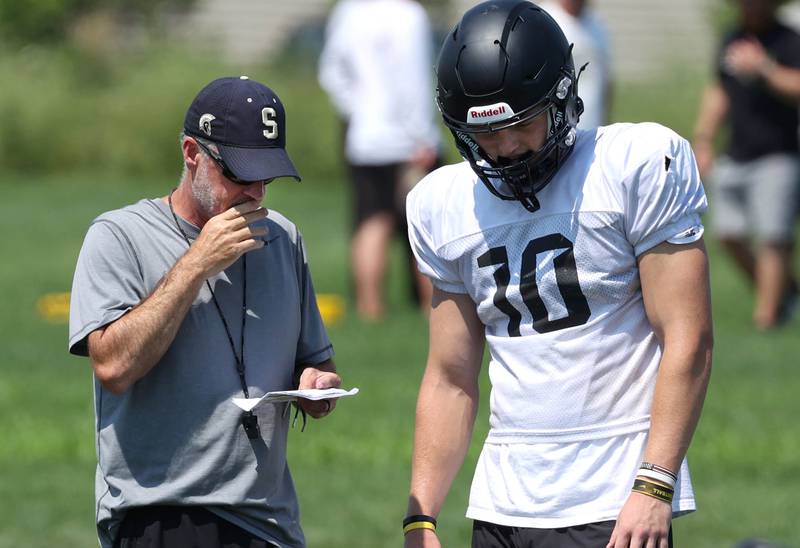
[233,225,268,244]
[231,208,268,230]
[297,367,341,391]
[217,200,263,222]
[298,397,335,418]
[313,371,342,390]
[317,398,336,415]
[296,368,341,418]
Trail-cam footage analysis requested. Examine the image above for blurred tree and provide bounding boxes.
[0,0,195,46]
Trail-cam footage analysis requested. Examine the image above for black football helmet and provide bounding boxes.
[436,0,583,212]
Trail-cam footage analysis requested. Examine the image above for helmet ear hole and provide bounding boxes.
[564,128,577,147]
[555,77,571,100]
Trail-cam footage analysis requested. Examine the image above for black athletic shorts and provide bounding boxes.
[114,505,276,548]
[349,162,404,229]
[472,519,674,548]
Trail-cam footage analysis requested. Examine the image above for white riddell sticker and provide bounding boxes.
[467,102,515,124]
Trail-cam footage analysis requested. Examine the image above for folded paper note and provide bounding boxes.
[232,387,360,412]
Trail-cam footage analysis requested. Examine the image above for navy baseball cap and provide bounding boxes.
[184,76,301,182]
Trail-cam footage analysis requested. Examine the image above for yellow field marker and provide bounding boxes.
[37,292,71,323]
[38,292,346,326]
[316,293,346,326]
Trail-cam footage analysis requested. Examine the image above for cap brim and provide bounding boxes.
[217,144,301,182]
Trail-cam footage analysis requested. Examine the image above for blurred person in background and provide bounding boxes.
[318,0,441,321]
[68,76,340,548]
[403,1,713,547]
[541,0,613,128]
[693,0,800,330]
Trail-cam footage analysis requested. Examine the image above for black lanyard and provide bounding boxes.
[168,190,261,439]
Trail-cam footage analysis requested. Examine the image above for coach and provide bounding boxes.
[69,76,339,548]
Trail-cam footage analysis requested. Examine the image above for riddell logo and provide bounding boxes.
[471,105,506,118]
[467,102,515,124]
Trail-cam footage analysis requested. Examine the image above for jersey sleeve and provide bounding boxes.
[293,231,335,366]
[621,124,708,256]
[68,219,146,356]
[406,179,467,293]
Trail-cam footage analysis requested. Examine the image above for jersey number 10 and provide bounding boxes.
[478,233,591,336]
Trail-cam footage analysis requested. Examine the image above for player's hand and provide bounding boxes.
[404,528,440,548]
[185,200,268,278]
[606,492,672,548]
[297,367,342,418]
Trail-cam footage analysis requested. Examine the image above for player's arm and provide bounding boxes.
[608,239,713,548]
[88,201,267,394]
[692,82,729,179]
[724,38,800,102]
[760,59,800,101]
[405,287,485,548]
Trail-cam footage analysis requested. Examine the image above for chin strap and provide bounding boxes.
[518,195,540,213]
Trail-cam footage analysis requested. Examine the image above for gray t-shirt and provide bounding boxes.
[69,198,334,548]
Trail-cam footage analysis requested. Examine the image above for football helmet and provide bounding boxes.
[436,0,583,212]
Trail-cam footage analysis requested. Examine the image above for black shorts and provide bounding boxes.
[472,519,674,548]
[349,162,405,229]
[114,505,275,548]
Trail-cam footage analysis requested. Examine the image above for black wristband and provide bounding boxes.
[403,514,437,528]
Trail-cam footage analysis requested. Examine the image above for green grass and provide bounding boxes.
[1,172,798,548]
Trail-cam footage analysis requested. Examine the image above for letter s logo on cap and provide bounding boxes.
[467,102,515,125]
[262,107,278,140]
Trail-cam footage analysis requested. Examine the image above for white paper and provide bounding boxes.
[232,387,359,412]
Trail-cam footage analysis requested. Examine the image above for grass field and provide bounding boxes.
[0,67,799,547]
[0,168,798,548]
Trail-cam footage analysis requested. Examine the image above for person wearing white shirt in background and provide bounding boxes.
[542,0,612,129]
[319,0,441,321]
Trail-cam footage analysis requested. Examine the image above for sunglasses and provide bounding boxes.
[195,138,268,185]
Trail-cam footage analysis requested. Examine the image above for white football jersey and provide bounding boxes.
[407,123,706,527]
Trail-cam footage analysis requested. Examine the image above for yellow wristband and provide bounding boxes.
[403,521,437,535]
[632,478,674,504]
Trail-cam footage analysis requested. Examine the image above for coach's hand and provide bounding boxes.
[607,492,672,548]
[185,200,268,279]
[297,366,341,419]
